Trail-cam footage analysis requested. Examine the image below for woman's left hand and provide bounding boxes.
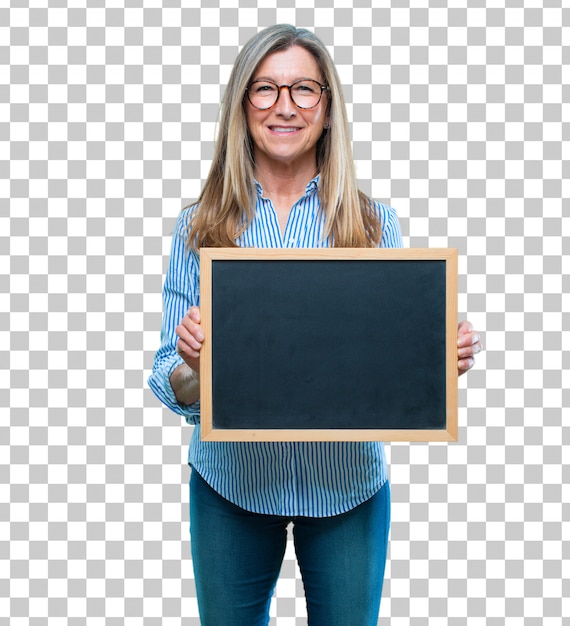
[457,320,483,376]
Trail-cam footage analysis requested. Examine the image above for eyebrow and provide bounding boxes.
[251,76,322,84]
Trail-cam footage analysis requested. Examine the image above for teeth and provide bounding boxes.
[272,127,297,133]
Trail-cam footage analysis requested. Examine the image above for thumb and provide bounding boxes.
[188,305,201,324]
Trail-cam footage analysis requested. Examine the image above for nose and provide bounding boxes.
[273,85,296,117]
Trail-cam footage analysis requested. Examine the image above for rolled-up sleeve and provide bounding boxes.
[147,207,201,424]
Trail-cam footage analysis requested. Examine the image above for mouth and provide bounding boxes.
[268,126,302,134]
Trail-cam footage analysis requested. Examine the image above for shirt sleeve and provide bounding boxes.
[375,202,404,249]
[147,207,201,424]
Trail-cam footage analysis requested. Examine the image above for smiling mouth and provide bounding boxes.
[269,126,301,133]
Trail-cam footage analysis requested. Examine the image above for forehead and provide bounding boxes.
[253,45,321,81]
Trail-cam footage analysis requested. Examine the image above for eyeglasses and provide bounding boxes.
[245,79,329,110]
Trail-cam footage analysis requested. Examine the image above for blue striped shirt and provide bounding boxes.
[148,176,403,516]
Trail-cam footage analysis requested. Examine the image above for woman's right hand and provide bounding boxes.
[175,305,204,373]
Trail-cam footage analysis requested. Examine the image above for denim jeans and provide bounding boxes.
[189,470,390,626]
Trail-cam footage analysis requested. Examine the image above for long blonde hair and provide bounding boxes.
[187,24,381,249]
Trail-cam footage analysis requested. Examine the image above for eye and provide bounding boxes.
[292,81,320,95]
[251,82,277,94]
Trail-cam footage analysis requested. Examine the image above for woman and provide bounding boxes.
[149,24,482,626]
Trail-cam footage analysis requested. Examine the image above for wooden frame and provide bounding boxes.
[200,248,458,442]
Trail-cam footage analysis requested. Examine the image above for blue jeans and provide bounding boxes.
[189,470,390,626]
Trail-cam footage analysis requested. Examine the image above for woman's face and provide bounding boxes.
[245,45,329,175]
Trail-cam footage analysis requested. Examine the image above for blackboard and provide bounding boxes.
[199,248,458,442]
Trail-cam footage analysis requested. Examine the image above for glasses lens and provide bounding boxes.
[247,81,279,109]
[290,80,322,108]
[247,80,324,109]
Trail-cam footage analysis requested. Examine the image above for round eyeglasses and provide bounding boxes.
[245,79,329,110]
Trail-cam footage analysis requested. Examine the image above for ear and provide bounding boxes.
[324,99,332,129]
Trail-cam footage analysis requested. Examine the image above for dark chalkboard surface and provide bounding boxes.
[200,249,458,441]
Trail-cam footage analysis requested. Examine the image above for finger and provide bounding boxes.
[176,323,204,350]
[458,345,479,360]
[188,305,201,324]
[457,320,473,336]
[458,337,483,355]
[176,338,201,360]
[457,332,480,348]
[178,315,204,342]
[458,357,474,371]
[176,339,201,373]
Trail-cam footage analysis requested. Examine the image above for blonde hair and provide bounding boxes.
[187,24,381,249]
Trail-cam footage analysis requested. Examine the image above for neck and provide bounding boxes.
[253,158,319,237]
[253,154,318,199]
[255,168,317,200]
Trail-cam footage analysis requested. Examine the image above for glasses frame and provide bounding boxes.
[245,79,329,111]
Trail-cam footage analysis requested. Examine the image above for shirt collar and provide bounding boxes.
[254,174,320,198]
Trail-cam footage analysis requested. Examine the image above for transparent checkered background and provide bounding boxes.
[1,1,568,624]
